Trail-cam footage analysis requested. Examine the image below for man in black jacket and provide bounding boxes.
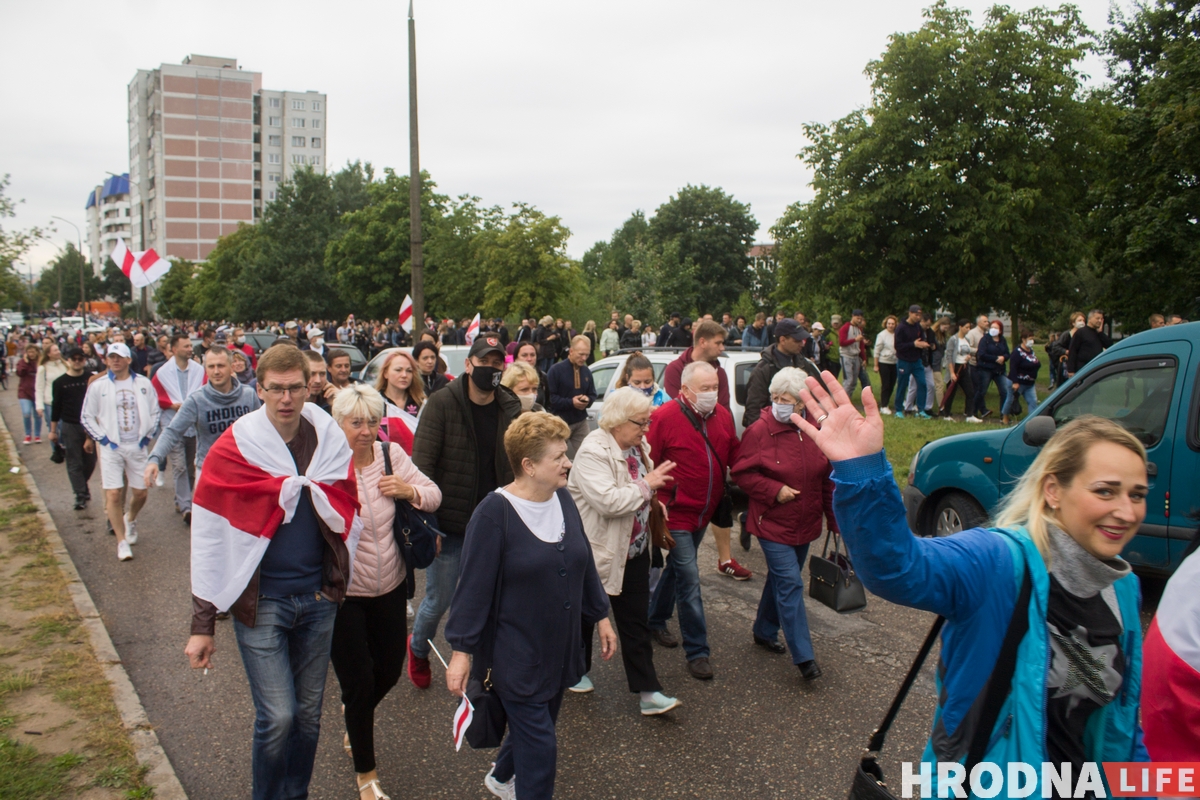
[741,319,821,430]
[408,335,522,689]
[1066,310,1112,377]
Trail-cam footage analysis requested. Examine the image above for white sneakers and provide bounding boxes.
[880,407,893,415]
[964,416,983,423]
[406,600,415,619]
[484,764,516,800]
[155,473,164,487]
[639,692,682,716]
[568,675,594,693]
[124,513,139,545]
[117,540,133,561]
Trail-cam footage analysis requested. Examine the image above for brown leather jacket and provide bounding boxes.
[190,417,352,636]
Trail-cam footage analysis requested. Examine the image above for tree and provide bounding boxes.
[100,257,133,304]
[423,194,503,320]
[0,174,44,309]
[1093,0,1200,329]
[155,258,197,320]
[187,224,260,321]
[775,2,1106,338]
[477,204,581,320]
[33,242,103,310]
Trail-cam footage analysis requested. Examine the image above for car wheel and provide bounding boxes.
[930,492,987,538]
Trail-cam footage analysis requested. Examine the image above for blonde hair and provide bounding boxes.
[993,416,1146,562]
[599,386,652,432]
[331,383,385,425]
[373,350,426,408]
[503,411,570,476]
[502,360,539,390]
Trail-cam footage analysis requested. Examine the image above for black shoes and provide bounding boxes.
[754,635,787,654]
[73,498,87,510]
[183,510,192,525]
[798,660,823,681]
[652,628,680,648]
[687,657,714,680]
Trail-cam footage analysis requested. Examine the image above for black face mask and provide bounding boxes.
[470,365,502,393]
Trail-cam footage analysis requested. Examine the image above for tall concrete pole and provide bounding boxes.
[408,0,426,335]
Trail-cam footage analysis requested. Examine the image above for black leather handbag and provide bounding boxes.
[809,529,867,613]
[848,563,1031,799]
[463,498,512,749]
[380,443,441,571]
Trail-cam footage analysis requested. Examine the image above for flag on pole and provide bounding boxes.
[138,248,170,283]
[398,294,414,333]
[464,313,481,345]
[453,694,474,752]
[111,239,148,288]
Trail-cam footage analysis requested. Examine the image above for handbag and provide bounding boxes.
[463,498,511,749]
[848,562,1031,799]
[380,443,442,571]
[638,449,675,550]
[809,529,867,613]
[50,439,66,464]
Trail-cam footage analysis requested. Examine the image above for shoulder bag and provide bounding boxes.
[849,561,1031,798]
[637,448,675,550]
[809,528,867,613]
[675,398,735,528]
[380,443,442,571]
[464,497,509,749]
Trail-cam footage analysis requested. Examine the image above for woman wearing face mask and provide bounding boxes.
[792,372,1151,794]
[412,341,449,395]
[513,340,550,408]
[1002,330,1042,426]
[374,350,426,453]
[730,368,835,681]
[613,352,668,407]
[973,320,1011,421]
[501,361,545,413]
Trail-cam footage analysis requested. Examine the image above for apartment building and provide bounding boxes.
[127,54,326,262]
[84,173,132,276]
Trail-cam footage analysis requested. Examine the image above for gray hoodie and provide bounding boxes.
[149,377,261,470]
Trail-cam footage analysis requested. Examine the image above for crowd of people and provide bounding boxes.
[1,300,1196,800]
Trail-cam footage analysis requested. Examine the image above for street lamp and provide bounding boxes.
[107,171,148,322]
[50,216,84,316]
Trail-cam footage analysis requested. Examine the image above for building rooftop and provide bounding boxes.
[86,173,129,208]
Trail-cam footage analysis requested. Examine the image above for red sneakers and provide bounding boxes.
[407,633,431,689]
[718,558,752,580]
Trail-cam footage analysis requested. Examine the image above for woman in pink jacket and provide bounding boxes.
[731,367,837,681]
[331,384,442,800]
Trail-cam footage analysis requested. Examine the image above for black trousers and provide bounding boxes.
[329,581,407,773]
[877,362,898,406]
[494,690,563,799]
[583,548,662,693]
[944,366,976,416]
[59,422,96,501]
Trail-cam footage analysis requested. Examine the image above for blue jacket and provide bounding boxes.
[976,334,1010,374]
[831,451,1148,798]
[742,325,769,350]
[546,359,596,425]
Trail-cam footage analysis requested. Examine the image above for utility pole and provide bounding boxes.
[50,216,85,314]
[408,0,426,334]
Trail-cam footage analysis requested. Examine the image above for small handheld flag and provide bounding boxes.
[398,294,414,333]
[464,313,481,345]
[453,694,474,751]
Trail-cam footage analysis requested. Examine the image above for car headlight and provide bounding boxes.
[908,449,922,485]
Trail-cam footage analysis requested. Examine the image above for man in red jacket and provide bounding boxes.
[647,361,739,680]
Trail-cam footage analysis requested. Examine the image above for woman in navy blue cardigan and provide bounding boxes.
[445,412,616,800]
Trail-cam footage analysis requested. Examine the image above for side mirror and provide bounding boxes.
[1022,416,1057,448]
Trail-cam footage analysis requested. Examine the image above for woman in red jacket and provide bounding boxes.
[731,367,837,681]
[17,344,41,443]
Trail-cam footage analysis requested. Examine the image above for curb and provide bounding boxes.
[0,420,188,800]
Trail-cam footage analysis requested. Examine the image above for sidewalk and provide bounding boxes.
[0,412,185,799]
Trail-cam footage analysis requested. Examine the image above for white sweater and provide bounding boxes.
[873,330,897,365]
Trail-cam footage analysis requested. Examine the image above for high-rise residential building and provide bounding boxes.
[127,54,326,262]
[85,173,132,276]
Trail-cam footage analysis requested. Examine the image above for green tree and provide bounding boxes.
[99,257,133,304]
[775,2,1106,338]
[477,204,581,320]
[331,160,376,217]
[33,242,103,310]
[423,195,504,320]
[154,258,197,320]
[0,174,45,309]
[187,224,261,321]
[1092,0,1200,329]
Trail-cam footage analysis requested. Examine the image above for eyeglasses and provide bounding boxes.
[627,418,652,429]
[263,385,309,397]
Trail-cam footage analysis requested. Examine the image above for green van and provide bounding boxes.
[903,322,1199,575]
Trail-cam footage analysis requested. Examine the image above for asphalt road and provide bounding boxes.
[2,388,1158,799]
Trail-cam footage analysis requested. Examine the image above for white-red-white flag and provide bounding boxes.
[453,694,474,752]
[138,248,170,283]
[111,240,150,288]
[398,294,414,333]
[464,313,481,346]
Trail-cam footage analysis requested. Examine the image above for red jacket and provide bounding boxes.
[661,348,731,412]
[647,396,738,533]
[17,358,37,401]
[731,408,837,546]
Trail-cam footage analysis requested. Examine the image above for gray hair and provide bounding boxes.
[769,367,808,400]
[331,383,384,425]
[680,360,717,388]
[599,386,652,432]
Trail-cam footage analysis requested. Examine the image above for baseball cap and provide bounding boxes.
[64,346,85,359]
[851,309,864,318]
[909,304,922,313]
[775,318,811,342]
[284,321,298,330]
[811,322,825,332]
[469,335,506,360]
[107,342,131,359]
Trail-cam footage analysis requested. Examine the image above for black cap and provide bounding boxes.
[851,309,864,317]
[64,346,85,359]
[908,304,922,313]
[775,318,811,342]
[468,334,506,360]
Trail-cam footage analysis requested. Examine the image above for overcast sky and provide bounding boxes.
[3,0,1117,277]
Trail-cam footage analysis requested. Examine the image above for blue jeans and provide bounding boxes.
[19,398,40,437]
[648,528,709,660]
[1002,382,1039,417]
[974,370,1011,415]
[234,593,337,800]
[410,534,463,660]
[754,540,815,664]
[493,690,564,799]
[894,359,926,413]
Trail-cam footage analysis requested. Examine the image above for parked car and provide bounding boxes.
[327,343,368,382]
[243,332,280,354]
[359,345,469,389]
[903,322,1200,575]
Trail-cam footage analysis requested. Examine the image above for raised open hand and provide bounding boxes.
[790,370,884,463]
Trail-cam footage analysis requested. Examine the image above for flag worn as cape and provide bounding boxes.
[1141,543,1200,759]
[150,357,204,409]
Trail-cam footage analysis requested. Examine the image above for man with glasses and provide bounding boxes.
[49,346,97,509]
[185,343,357,800]
[407,335,522,688]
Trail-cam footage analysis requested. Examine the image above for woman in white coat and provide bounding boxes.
[567,387,681,716]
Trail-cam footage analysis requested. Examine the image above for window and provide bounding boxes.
[292,118,306,128]
[591,365,618,397]
[267,134,281,146]
[268,116,281,127]
[311,119,321,130]
[310,155,321,166]
[268,190,277,201]
[310,137,322,148]
[291,135,306,147]
[292,99,305,110]
[311,101,321,111]
[268,172,282,183]
[268,97,280,108]
[292,154,305,164]
[267,153,280,164]
[1051,359,1177,446]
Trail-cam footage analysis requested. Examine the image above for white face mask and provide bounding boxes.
[771,402,794,423]
[1025,339,1035,349]
[236,336,246,345]
[1075,320,1086,329]
[990,327,1001,337]
[518,393,536,412]
[690,389,718,417]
